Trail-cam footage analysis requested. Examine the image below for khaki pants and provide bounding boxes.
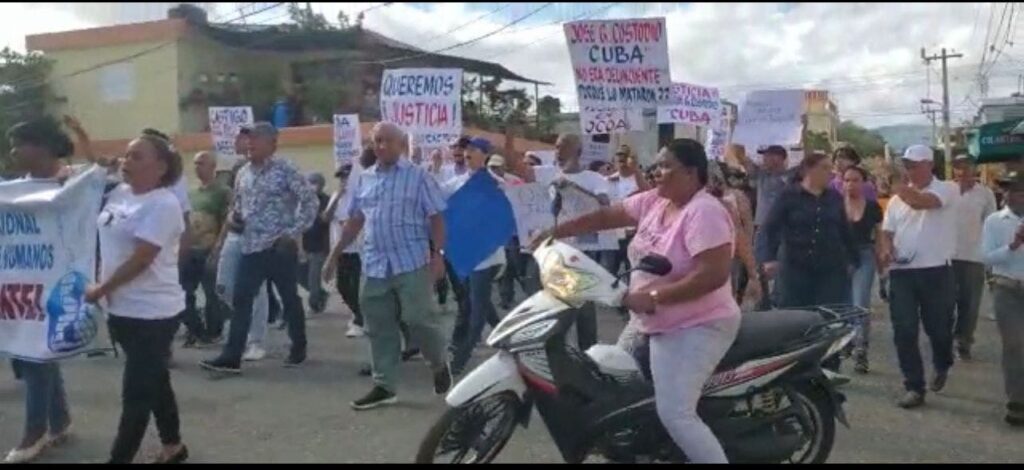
[361,267,447,393]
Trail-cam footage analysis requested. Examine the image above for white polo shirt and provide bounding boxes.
[882,178,961,271]
[952,183,997,263]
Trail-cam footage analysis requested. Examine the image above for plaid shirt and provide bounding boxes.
[233,157,318,254]
[349,158,447,278]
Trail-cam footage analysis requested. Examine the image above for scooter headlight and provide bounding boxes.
[539,251,598,305]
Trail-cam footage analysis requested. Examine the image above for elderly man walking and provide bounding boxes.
[201,122,319,373]
[324,122,452,410]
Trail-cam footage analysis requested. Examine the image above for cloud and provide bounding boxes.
[1,2,1015,128]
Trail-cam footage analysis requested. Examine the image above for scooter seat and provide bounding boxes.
[716,309,825,371]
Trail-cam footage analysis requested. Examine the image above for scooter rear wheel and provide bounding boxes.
[415,392,521,464]
[785,385,836,464]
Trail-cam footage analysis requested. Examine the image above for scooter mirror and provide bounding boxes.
[637,255,672,276]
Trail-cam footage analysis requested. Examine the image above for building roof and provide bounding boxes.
[26,18,550,86]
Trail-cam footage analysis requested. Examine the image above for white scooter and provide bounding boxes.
[416,233,865,463]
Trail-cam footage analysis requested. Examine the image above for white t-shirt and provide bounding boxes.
[607,173,640,240]
[443,170,506,270]
[170,176,192,214]
[98,185,185,319]
[330,181,365,255]
[882,179,960,271]
[952,183,998,263]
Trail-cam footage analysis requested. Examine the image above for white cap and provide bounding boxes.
[901,145,933,163]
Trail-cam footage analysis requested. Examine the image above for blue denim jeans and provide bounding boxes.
[11,360,70,441]
[450,265,502,374]
[850,246,877,351]
[217,234,270,348]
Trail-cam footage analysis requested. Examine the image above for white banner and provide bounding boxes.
[564,17,671,109]
[333,114,362,169]
[0,167,107,361]
[656,82,721,126]
[380,68,463,147]
[580,106,644,135]
[209,106,254,170]
[731,90,804,158]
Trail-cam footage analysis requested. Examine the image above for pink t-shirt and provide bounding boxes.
[623,189,741,334]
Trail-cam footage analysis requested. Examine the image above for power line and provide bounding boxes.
[415,3,514,48]
[360,2,554,65]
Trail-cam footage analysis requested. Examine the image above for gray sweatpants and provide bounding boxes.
[994,284,1024,404]
[650,316,740,463]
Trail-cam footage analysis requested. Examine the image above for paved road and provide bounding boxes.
[1,290,1021,463]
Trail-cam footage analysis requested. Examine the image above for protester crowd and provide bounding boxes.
[2,114,1023,463]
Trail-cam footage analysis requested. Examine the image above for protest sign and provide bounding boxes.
[704,104,731,161]
[582,138,612,165]
[656,82,722,126]
[0,167,107,361]
[580,106,644,135]
[380,68,463,148]
[558,185,618,251]
[333,114,362,169]
[564,17,671,109]
[506,182,555,245]
[731,89,804,159]
[507,182,618,251]
[444,170,516,279]
[209,106,254,170]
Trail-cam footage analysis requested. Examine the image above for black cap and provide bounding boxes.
[757,145,788,158]
[997,170,1024,189]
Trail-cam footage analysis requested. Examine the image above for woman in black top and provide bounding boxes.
[759,153,859,310]
[843,165,883,374]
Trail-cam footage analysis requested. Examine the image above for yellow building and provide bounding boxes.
[804,89,840,147]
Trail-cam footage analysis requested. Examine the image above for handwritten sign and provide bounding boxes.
[705,104,731,161]
[559,185,618,251]
[0,168,107,361]
[582,138,612,166]
[580,106,643,135]
[564,18,671,109]
[209,106,254,170]
[380,68,463,148]
[656,82,721,126]
[731,90,804,157]
[333,114,362,169]
[506,183,555,246]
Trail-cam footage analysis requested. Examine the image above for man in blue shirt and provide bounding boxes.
[981,171,1024,427]
[324,122,451,410]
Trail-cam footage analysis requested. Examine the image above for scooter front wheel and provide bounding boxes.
[415,392,520,464]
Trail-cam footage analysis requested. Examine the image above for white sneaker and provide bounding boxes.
[4,436,49,464]
[345,324,365,338]
[243,345,266,362]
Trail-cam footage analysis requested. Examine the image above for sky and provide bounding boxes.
[2,2,1022,129]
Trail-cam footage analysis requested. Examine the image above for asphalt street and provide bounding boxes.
[1,289,1021,463]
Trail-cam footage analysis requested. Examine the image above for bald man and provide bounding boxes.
[323,122,452,410]
[179,151,233,346]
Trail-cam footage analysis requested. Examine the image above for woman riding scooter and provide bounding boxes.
[533,138,740,463]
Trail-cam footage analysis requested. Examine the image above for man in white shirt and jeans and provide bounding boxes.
[880,145,961,409]
[981,171,1024,427]
[950,154,998,361]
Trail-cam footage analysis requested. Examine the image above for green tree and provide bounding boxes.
[803,130,833,154]
[837,120,887,159]
[537,95,561,135]
[0,47,54,171]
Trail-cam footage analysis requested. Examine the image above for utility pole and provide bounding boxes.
[921,47,963,179]
[920,98,940,147]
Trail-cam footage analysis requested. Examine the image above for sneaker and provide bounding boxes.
[1007,403,1024,427]
[401,348,422,362]
[433,363,453,396]
[242,345,266,362]
[897,391,925,409]
[956,347,972,362]
[283,354,306,368]
[47,423,72,447]
[351,386,397,411]
[3,436,49,464]
[853,352,869,375]
[199,357,241,374]
[346,323,365,338]
[930,371,948,392]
